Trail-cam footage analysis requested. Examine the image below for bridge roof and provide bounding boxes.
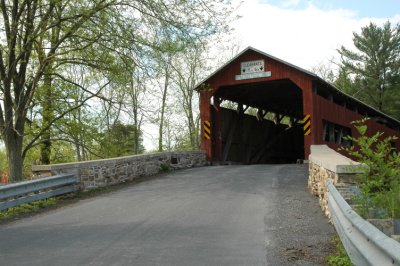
[194,46,400,129]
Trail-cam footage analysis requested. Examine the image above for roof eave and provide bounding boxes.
[194,46,317,92]
[316,77,400,126]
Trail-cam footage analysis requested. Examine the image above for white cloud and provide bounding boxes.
[231,0,400,72]
[281,0,301,8]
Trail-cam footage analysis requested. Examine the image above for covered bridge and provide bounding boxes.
[195,47,400,164]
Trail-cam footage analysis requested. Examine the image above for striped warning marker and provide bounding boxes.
[303,114,311,136]
[203,120,211,140]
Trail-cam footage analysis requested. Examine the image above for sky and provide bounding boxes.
[231,0,400,72]
[265,0,400,18]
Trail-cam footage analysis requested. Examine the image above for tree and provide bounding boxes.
[0,0,116,181]
[342,119,400,219]
[334,65,356,95]
[50,65,105,162]
[171,44,210,150]
[337,22,400,117]
[0,0,236,181]
[150,39,181,152]
[310,60,335,83]
[99,121,144,158]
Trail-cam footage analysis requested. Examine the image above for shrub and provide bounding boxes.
[160,163,170,172]
[341,119,400,219]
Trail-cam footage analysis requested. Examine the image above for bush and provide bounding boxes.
[341,119,400,219]
[160,163,170,172]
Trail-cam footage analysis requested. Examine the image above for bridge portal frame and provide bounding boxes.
[195,47,400,163]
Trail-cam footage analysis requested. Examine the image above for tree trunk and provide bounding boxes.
[195,114,200,149]
[40,73,53,164]
[5,130,24,182]
[158,72,169,152]
[188,112,195,149]
[133,118,139,154]
[131,79,140,154]
[75,101,83,161]
[74,136,82,161]
[38,14,59,165]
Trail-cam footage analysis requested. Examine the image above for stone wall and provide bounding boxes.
[308,161,337,219]
[308,145,361,221]
[32,151,207,190]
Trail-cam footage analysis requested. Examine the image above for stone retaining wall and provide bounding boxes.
[32,151,206,190]
[308,161,337,219]
[308,145,361,220]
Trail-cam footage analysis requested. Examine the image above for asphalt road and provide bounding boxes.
[0,165,334,266]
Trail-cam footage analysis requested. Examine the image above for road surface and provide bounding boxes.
[0,165,334,265]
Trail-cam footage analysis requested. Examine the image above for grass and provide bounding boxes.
[0,186,119,223]
[0,174,164,224]
[0,198,59,221]
[326,235,353,266]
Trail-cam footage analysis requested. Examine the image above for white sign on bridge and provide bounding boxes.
[241,60,265,74]
[235,59,271,81]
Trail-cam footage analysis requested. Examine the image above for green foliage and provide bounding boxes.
[326,235,353,266]
[0,198,58,220]
[160,163,170,172]
[0,149,7,175]
[337,21,400,118]
[22,147,40,179]
[334,65,356,95]
[341,119,400,219]
[99,121,145,158]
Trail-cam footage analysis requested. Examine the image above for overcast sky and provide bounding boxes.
[231,0,400,72]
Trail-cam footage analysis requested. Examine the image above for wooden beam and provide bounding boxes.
[274,113,284,125]
[256,109,267,122]
[236,103,243,114]
[222,114,238,162]
[234,104,248,163]
[251,126,297,163]
[214,97,223,161]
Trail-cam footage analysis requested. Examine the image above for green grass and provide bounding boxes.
[0,186,116,222]
[0,198,58,221]
[0,175,159,223]
[326,235,353,266]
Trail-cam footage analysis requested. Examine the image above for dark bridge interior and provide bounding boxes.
[214,79,305,164]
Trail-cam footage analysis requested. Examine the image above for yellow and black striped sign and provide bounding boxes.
[203,120,211,140]
[303,114,311,136]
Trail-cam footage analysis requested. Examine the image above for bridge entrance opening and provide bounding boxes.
[212,79,304,164]
[196,47,319,163]
[197,47,400,164]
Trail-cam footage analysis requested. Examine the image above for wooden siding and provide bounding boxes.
[199,47,400,161]
[313,94,400,150]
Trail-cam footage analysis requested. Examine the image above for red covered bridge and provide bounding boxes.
[195,47,400,164]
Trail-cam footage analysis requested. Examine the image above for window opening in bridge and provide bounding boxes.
[220,99,237,110]
[171,157,178,164]
[323,120,352,147]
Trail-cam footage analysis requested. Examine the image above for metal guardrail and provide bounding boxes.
[327,180,400,266]
[0,174,79,211]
